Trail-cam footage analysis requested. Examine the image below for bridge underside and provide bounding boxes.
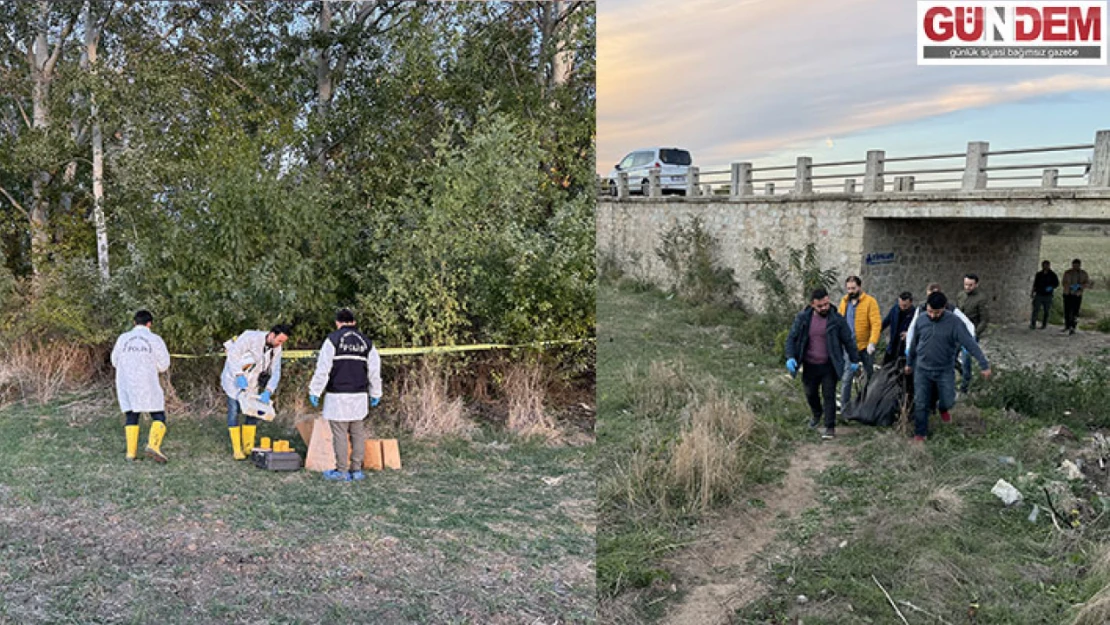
[860,219,1043,326]
[861,190,1110,223]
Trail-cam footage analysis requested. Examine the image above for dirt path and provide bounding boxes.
[984,323,1110,370]
[660,441,843,625]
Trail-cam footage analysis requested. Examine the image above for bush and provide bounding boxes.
[976,360,1110,424]
[655,215,737,305]
[503,361,558,440]
[0,340,103,405]
[667,389,756,513]
[397,358,472,439]
[748,244,839,353]
[1096,316,1110,333]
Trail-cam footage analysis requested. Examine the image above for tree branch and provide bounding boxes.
[0,185,30,219]
[235,0,268,29]
[45,11,78,76]
[553,1,585,29]
[16,98,32,129]
[128,4,202,63]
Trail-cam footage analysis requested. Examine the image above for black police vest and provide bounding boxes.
[325,327,372,394]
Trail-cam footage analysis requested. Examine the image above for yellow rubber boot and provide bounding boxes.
[145,421,168,463]
[125,425,140,461]
[242,424,257,455]
[229,426,246,460]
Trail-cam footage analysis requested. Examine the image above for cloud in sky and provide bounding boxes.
[597,0,1110,173]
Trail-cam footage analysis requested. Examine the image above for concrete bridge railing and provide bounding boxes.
[601,129,1110,199]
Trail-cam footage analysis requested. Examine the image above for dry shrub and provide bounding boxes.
[503,361,558,440]
[667,389,756,513]
[601,444,671,518]
[397,359,471,438]
[622,359,690,418]
[1074,547,1110,624]
[1093,546,1110,578]
[1073,583,1110,625]
[0,340,99,405]
[923,484,967,525]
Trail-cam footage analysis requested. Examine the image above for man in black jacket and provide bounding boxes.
[881,291,914,365]
[785,288,860,440]
[1030,260,1059,330]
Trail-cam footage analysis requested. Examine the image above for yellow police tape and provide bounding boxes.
[170,338,592,360]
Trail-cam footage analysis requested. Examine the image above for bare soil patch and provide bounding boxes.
[660,442,844,625]
[985,323,1110,370]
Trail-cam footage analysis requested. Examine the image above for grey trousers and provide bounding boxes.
[329,419,368,472]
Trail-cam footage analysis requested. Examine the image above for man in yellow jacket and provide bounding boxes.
[837,276,882,412]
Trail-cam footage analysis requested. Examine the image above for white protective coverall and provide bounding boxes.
[111,325,171,412]
[220,329,283,399]
[308,338,382,421]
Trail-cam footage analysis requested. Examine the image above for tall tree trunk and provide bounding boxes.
[91,103,107,281]
[27,0,75,280]
[29,1,54,278]
[552,2,576,88]
[537,1,556,95]
[84,0,109,281]
[314,0,334,172]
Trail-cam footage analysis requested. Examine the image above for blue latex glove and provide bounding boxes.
[786,358,798,375]
[235,374,248,390]
[850,362,861,373]
[259,390,271,404]
[961,347,969,358]
[1046,286,1053,293]
[1071,283,1081,292]
[371,396,380,408]
[309,394,320,408]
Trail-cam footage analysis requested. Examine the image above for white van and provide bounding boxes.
[606,147,693,196]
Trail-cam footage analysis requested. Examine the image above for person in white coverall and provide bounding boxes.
[220,324,291,460]
[111,310,171,462]
[308,309,382,482]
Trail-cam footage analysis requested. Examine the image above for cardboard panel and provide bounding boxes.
[294,420,313,446]
[304,418,336,472]
[364,439,384,471]
[382,439,401,470]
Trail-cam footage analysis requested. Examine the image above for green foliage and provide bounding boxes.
[597,530,674,597]
[749,245,839,348]
[751,247,792,320]
[0,2,595,360]
[976,360,1110,424]
[354,115,594,347]
[789,243,839,302]
[4,260,122,345]
[655,215,737,305]
[1096,316,1110,333]
[110,129,342,351]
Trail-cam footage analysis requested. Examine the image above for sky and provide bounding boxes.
[597,0,1110,182]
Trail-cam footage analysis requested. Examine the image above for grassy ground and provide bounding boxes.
[0,390,596,624]
[599,278,1110,624]
[597,280,804,618]
[735,406,1110,624]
